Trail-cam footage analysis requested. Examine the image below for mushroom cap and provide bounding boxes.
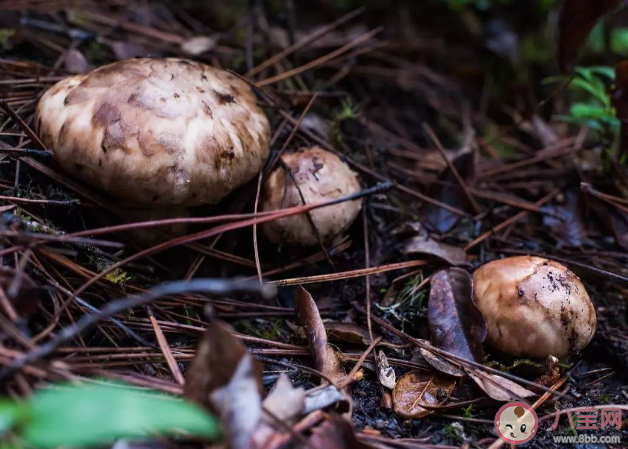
[35,58,270,205]
[261,146,362,246]
[473,256,596,358]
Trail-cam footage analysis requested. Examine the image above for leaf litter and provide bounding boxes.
[1,1,628,448]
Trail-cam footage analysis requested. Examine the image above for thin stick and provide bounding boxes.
[147,307,185,385]
[0,278,275,382]
[246,7,365,77]
[271,260,427,286]
[423,123,481,214]
[256,27,382,87]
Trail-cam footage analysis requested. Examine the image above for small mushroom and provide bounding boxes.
[35,58,270,206]
[261,146,362,246]
[472,256,596,358]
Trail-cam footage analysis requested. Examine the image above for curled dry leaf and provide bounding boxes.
[211,355,262,449]
[393,370,456,419]
[261,374,306,424]
[428,268,487,363]
[542,188,585,247]
[326,322,375,345]
[422,150,476,233]
[184,320,263,409]
[558,0,624,72]
[466,369,536,402]
[254,374,307,448]
[418,340,464,377]
[295,286,347,385]
[304,385,348,415]
[375,350,396,390]
[404,233,466,265]
[184,320,264,449]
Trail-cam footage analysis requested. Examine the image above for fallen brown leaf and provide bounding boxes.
[418,341,464,377]
[326,322,376,345]
[211,354,262,449]
[467,369,536,402]
[422,150,476,233]
[184,320,263,409]
[262,373,306,424]
[393,370,456,419]
[184,320,265,449]
[428,268,487,363]
[404,233,466,265]
[375,350,396,390]
[295,286,347,385]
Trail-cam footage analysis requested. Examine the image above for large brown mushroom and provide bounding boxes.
[35,58,270,206]
[473,256,596,358]
[261,146,362,246]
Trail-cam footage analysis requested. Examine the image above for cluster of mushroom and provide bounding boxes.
[35,58,363,246]
[472,256,597,359]
[37,59,597,360]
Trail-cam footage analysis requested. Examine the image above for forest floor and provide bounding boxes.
[0,1,627,448]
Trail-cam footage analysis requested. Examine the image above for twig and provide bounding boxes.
[0,278,275,382]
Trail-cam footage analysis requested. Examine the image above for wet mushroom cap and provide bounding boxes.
[35,58,270,205]
[473,256,596,358]
[261,146,362,246]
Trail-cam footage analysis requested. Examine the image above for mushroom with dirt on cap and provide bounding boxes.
[35,57,271,207]
[472,256,596,359]
[261,146,362,246]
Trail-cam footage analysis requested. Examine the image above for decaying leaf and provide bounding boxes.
[422,150,476,234]
[261,374,306,424]
[587,191,628,250]
[253,374,307,448]
[542,188,585,247]
[308,414,373,449]
[295,286,347,385]
[184,320,263,409]
[393,370,456,419]
[211,355,262,449]
[404,233,466,265]
[303,385,348,415]
[184,320,264,449]
[467,369,536,402]
[428,268,487,363]
[558,0,624,72]
[417,341,464,377]
[375,350,396,390]
[326,322,375,345]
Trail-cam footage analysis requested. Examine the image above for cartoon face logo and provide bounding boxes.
[495,402,538,445]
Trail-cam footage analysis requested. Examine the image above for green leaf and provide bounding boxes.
[575,66,615,82]
[22,382,219,449]
[0,401,25,435]
[569,77,610,106]
[569,103,614,120]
